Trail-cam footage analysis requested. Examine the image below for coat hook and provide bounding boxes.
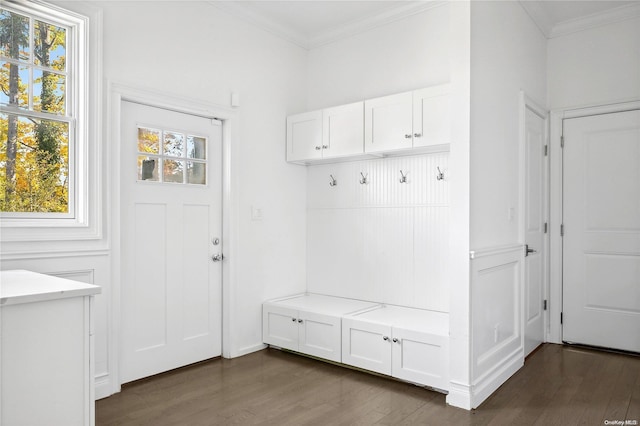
[329,174,337,187]
[436,166,445,181]
[359,172,368,185]
[399,170,408,184]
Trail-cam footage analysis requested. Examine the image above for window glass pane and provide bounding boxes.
[33,69,65,114]
[34,20,66,71]
[163,159,184,183]
[0,61,29,109]
[164,131,184,157]
[187,161,206,185]
[137,155,159,182]
[1,113,69,212]
[138,127,160,154]
[0,10,29,61]
[187,135,206,159]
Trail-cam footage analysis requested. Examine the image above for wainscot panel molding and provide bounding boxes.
[469,244,524,409]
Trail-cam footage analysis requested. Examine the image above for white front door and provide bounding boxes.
[562,109,640,353]
[524,106,547,356]
[120,101,223,383]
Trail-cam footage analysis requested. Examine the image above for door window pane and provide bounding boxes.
[163,159,184,183]
[187,135,206,159]
[138,127,160,154]
[187,161,206,185]
[164,131,184,157]
[138,156,159,181]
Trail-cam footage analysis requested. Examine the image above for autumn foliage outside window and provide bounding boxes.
[0,7,70,213]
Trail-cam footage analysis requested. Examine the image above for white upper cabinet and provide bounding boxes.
[287,110,323,162]
[322,101,364,159]
[364,91,414,153]
[412,84,451,148]
[287,83,451,164]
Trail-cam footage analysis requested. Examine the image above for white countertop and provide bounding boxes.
[0,269,101,306]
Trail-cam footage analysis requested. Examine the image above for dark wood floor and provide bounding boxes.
[97,344,640,425]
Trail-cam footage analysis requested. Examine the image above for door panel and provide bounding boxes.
[287,111,322,162]
[412,85,451,148]
[563,109,640,353]
[524,106,546,356]
[392,327,448,389]
[299,311,341,362]
[121,101,222,383]
[322,102,364,158]
[342,319,391,375]
[365,92,413,153]
[262,305,298,351]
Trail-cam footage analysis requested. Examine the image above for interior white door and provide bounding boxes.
[120,101,223,383]
[563,109,640,353]
[524,106,547,356]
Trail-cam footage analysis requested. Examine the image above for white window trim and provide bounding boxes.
[1,0,103,244]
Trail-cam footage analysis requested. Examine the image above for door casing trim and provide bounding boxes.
[107,81,240,395]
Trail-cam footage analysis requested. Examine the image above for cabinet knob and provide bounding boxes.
[298,319,303,323]
[413,133,422,138]
[315,146,321,150]
[404,134,412,139]
[322,145,328,149]
[383,336,390,341]
[291,318,297,322]
[392,338,400,343]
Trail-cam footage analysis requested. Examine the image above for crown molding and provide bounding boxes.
[308,1,447,49]
[209,1,446,50]
[209,1,310,49]
[549,2,640,38]
[518,1,553,38]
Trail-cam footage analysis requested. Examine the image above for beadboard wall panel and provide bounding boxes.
[306,153,450,311]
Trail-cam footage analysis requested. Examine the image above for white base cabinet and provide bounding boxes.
[0,270,101,426]
[263,294,450,392]
[342,306,449,391]
[263,294,377,362]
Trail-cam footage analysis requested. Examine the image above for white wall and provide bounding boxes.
[548,16,640,110]
[99,0,310,360]
[467,0,547,408]
[470,1,547,250]
[306,4,451,110]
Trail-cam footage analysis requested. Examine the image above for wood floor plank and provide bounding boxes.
[97,345,640,426]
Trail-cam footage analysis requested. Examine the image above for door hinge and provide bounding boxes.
[543,300,548,311]
[544,145,548,156]
[560,135,564,148]
[560,312,563,324]
[560,224,564,236]
[544,222,548,234]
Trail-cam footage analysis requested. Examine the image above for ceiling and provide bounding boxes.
[211,0,640,49]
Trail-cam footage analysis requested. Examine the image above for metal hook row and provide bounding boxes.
[328,168,445,186]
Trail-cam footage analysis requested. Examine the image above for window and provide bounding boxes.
[137,126,208,185]
[1,2,80,218]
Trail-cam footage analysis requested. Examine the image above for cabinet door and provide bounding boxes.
[365,92,413,153]
[262,305,298,351]
[391,327,449,390]
[322,102,364,159]
[412,85,451,148]
[287,111,322,162]
[298,311,342,362]
[342,318,392,375]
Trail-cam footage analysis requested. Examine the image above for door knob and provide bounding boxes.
[525,244,537,257]
[211,253,224,262]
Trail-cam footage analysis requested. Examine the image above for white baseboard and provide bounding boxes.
[94,373,111,400]
[446,380,472,409]
[230,343,267,358]
[471,348,524,408]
